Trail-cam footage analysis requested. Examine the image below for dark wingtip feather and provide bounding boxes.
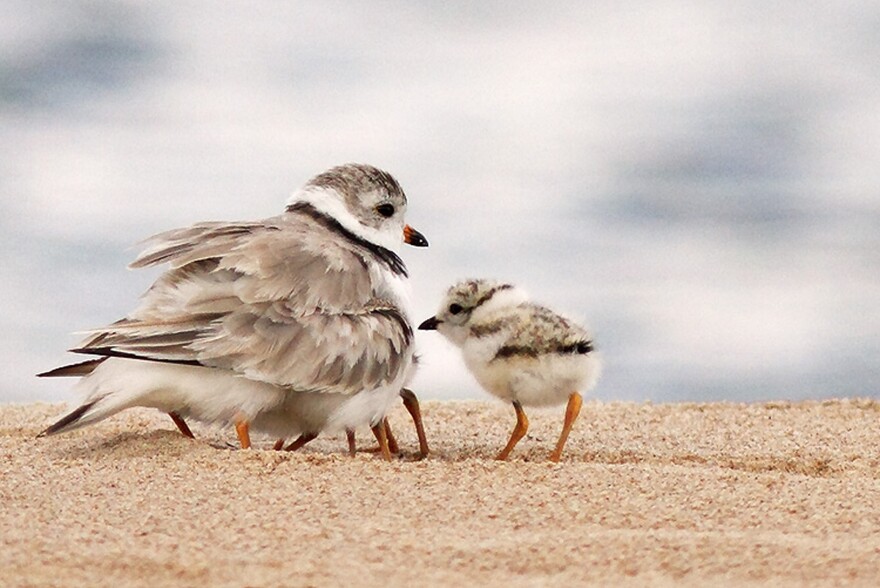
[68,347,203,367]
[36,358,105,378]
[37,401,96,437]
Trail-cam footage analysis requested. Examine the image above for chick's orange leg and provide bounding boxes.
[168,412,194,439]
[384,418,400,454]
[235,420,251,449]
[401,388,430,458]
[346,430,357,456]
[371,422,393,461]
[496,400,528,461]
[363,419,398,455]
[549,392,583,463]
[284,432,318,452]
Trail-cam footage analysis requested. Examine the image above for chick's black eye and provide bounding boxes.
[376,204,395,218]
[449,303,463,315]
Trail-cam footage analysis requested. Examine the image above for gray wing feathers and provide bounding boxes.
[76,215,410,394]
[132,216,373,312]
[78,320,215,362]
[195,301,412,392]
[220,229,373,309]
[76,302,411,394]
[130,222,264,269]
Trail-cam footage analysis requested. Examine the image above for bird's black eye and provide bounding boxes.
[449,303,463,315]
[376,204,395,218]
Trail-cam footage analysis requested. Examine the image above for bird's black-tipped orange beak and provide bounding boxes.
[419,316,440,330]
[404,225,428,247]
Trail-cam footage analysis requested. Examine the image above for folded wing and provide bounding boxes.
[74,215,412,394]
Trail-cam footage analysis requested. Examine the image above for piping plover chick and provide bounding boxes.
[378,388,430,458]
[39,163,428,459]
[419,279,600,462]
[264,387,430,460]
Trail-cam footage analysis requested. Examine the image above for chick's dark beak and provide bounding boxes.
[418,316,441,330]
[404,225,429,247]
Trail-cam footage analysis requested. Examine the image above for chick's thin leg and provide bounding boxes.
[496,400,528,461]
[235,420,251,449]
[362,418,398,455]
[384,418,400,454]
[401,388,430,458]
[346,430,357,456]
[549,392,582,463]
[284,432,318,452]
[168,412,194,439]
[371,422,392,461]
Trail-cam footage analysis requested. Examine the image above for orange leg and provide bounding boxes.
[363,419,399,455]
[346,430,357,456]
[384,418,400,454]
[284,432,318,452]
[273,439,285,451]
[168,412,194,439]
[371,422,392,461]
[235,420,251,449]
[401,388,429,458]
[496,401,529,461]
[549,392,583,463]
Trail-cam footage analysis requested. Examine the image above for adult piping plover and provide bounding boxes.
[39,163,428,459]
[419,279,600,462]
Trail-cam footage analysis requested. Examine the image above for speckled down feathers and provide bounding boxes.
[423,278,600,407]
[472,304,593,361]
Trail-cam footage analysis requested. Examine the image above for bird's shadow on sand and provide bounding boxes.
[37,429,205,461]
[27,425,866,477]
[35,427,435,463]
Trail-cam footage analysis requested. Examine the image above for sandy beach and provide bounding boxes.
[2,399,879,587]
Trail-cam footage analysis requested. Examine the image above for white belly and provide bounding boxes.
[466,352,601,408]
[76,358,287,425]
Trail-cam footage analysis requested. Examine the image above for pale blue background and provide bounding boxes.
[2,1,879,404]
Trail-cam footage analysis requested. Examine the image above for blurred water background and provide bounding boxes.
[2,1,878,404]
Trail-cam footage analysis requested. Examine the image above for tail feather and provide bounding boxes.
[37,401,98,437]
[37,358,106,378]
